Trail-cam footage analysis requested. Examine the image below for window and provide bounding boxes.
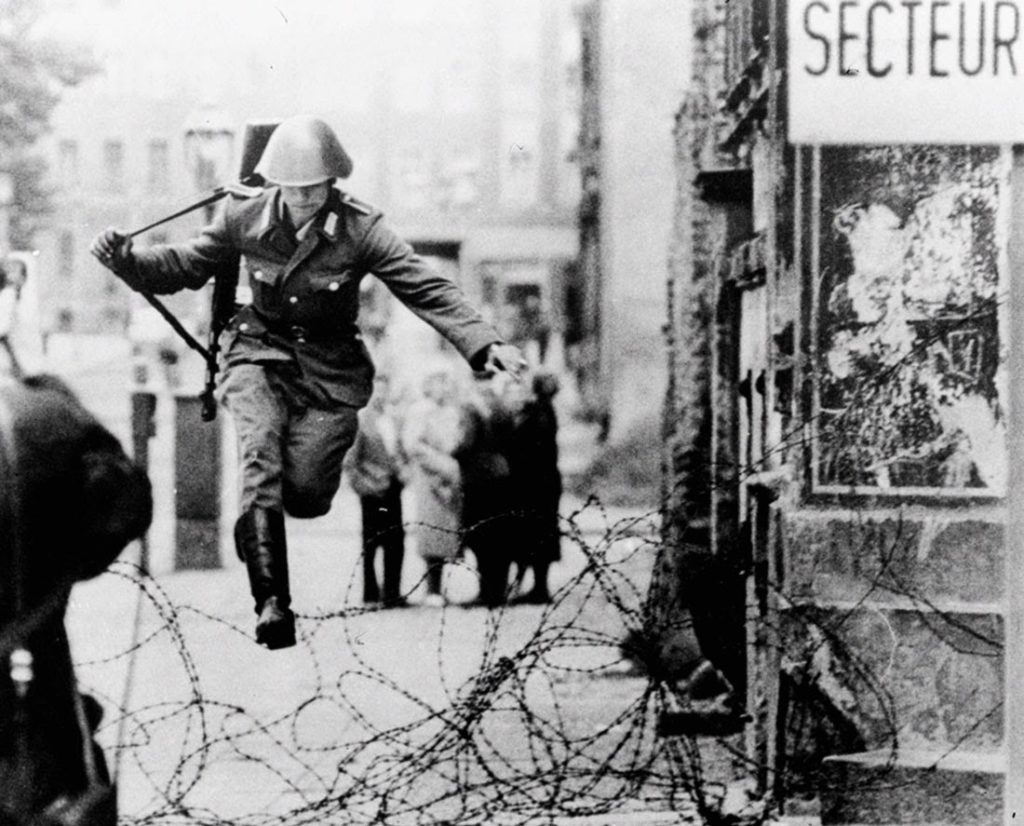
[103,140,125,192]
[102,306,125,329]
[394,148,432,211]
[500,119,540,208]
[394,59,434,113]
[439,57,480,114]
[440,148,480,209]
[503,58,540,114]
[58,140,79,188]
[59,231,75,280]
[147,140,169,193]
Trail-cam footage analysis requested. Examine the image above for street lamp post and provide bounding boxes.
[173,104,235,571]
[183,105,236,220]
[0,171,14,254]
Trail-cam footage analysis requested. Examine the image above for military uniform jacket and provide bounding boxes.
[125,184,501,407]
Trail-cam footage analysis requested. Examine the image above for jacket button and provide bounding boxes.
[289,296,298,304]
[239,322,250,332]
[329,281,339,291]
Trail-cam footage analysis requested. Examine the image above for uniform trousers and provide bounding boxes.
[218,362,360,518]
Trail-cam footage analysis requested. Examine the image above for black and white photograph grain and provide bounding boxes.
[0,0,1019,824]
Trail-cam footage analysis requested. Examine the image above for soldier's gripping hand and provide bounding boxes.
[482,342,528,382]
[89,228,134,276]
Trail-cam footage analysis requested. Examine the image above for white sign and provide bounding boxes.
[788,0,1024,143]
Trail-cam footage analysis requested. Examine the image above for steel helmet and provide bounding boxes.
[255,115,353,186]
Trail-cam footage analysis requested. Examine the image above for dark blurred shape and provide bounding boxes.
[0,375,152,824]
[237,120,281,185]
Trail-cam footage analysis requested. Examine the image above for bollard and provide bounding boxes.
[129,388,157,574]
[174,392,221,570]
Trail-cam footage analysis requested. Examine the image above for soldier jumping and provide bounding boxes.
[90,115,525,650]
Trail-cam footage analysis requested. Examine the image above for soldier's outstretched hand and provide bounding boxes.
[90,228,134,275]
[482,342,528,382]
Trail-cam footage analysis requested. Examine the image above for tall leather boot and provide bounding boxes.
[234,508,296,650]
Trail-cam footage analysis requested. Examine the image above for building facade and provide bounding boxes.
[572,0,690,440]
[32,0,580,392]
[665,0,1007,821]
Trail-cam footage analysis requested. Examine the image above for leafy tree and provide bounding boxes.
[0,0,98,248]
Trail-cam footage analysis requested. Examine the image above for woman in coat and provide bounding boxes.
[456,373,520,608]
[507,371,562,604]
[344,372,408,607]
[401,368,465,605]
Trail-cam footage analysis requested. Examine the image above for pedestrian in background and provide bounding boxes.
[90,115,525,648]
[402,367,465,606]
[508,371,562,605]
[456,372,519,608]
[0,258,28,377]
[0,374,152,826]
[344,372,407,608]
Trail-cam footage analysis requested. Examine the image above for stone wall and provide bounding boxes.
[780,507,1004,753]
[660,0,1011,812]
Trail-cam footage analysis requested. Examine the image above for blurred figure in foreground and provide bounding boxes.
[0,374,152,825]
[508,371,562,604]
[344,372,408,607]
[0,258,27,377]
[0,255,46,379]
[402,368,464,606]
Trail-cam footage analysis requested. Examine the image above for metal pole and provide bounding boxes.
[1005,144,1024,825]
[129,383,157,575]
[173,392,221,570]
[0,171,12,253]
[172,200,223,570]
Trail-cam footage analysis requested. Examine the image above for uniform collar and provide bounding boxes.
[257,186,342,242]
[317,189,343,241]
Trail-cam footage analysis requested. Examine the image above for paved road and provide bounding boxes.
[66,492,705,825]
[45,335,739,825]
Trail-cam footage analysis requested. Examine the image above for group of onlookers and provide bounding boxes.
[344,365,563,609]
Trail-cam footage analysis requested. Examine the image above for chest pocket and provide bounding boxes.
[250,266,282,287]
[306,269,359,297]
[247,266,286,315]
[283,270,362,330]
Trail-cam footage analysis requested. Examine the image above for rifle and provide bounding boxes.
[121,119,280,422]
[201,256,240,421]
[123,186,236,422]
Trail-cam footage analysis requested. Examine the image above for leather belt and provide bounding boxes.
[264,323,360,345]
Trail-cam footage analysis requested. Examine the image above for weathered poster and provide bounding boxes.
[815,145,1007,491]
